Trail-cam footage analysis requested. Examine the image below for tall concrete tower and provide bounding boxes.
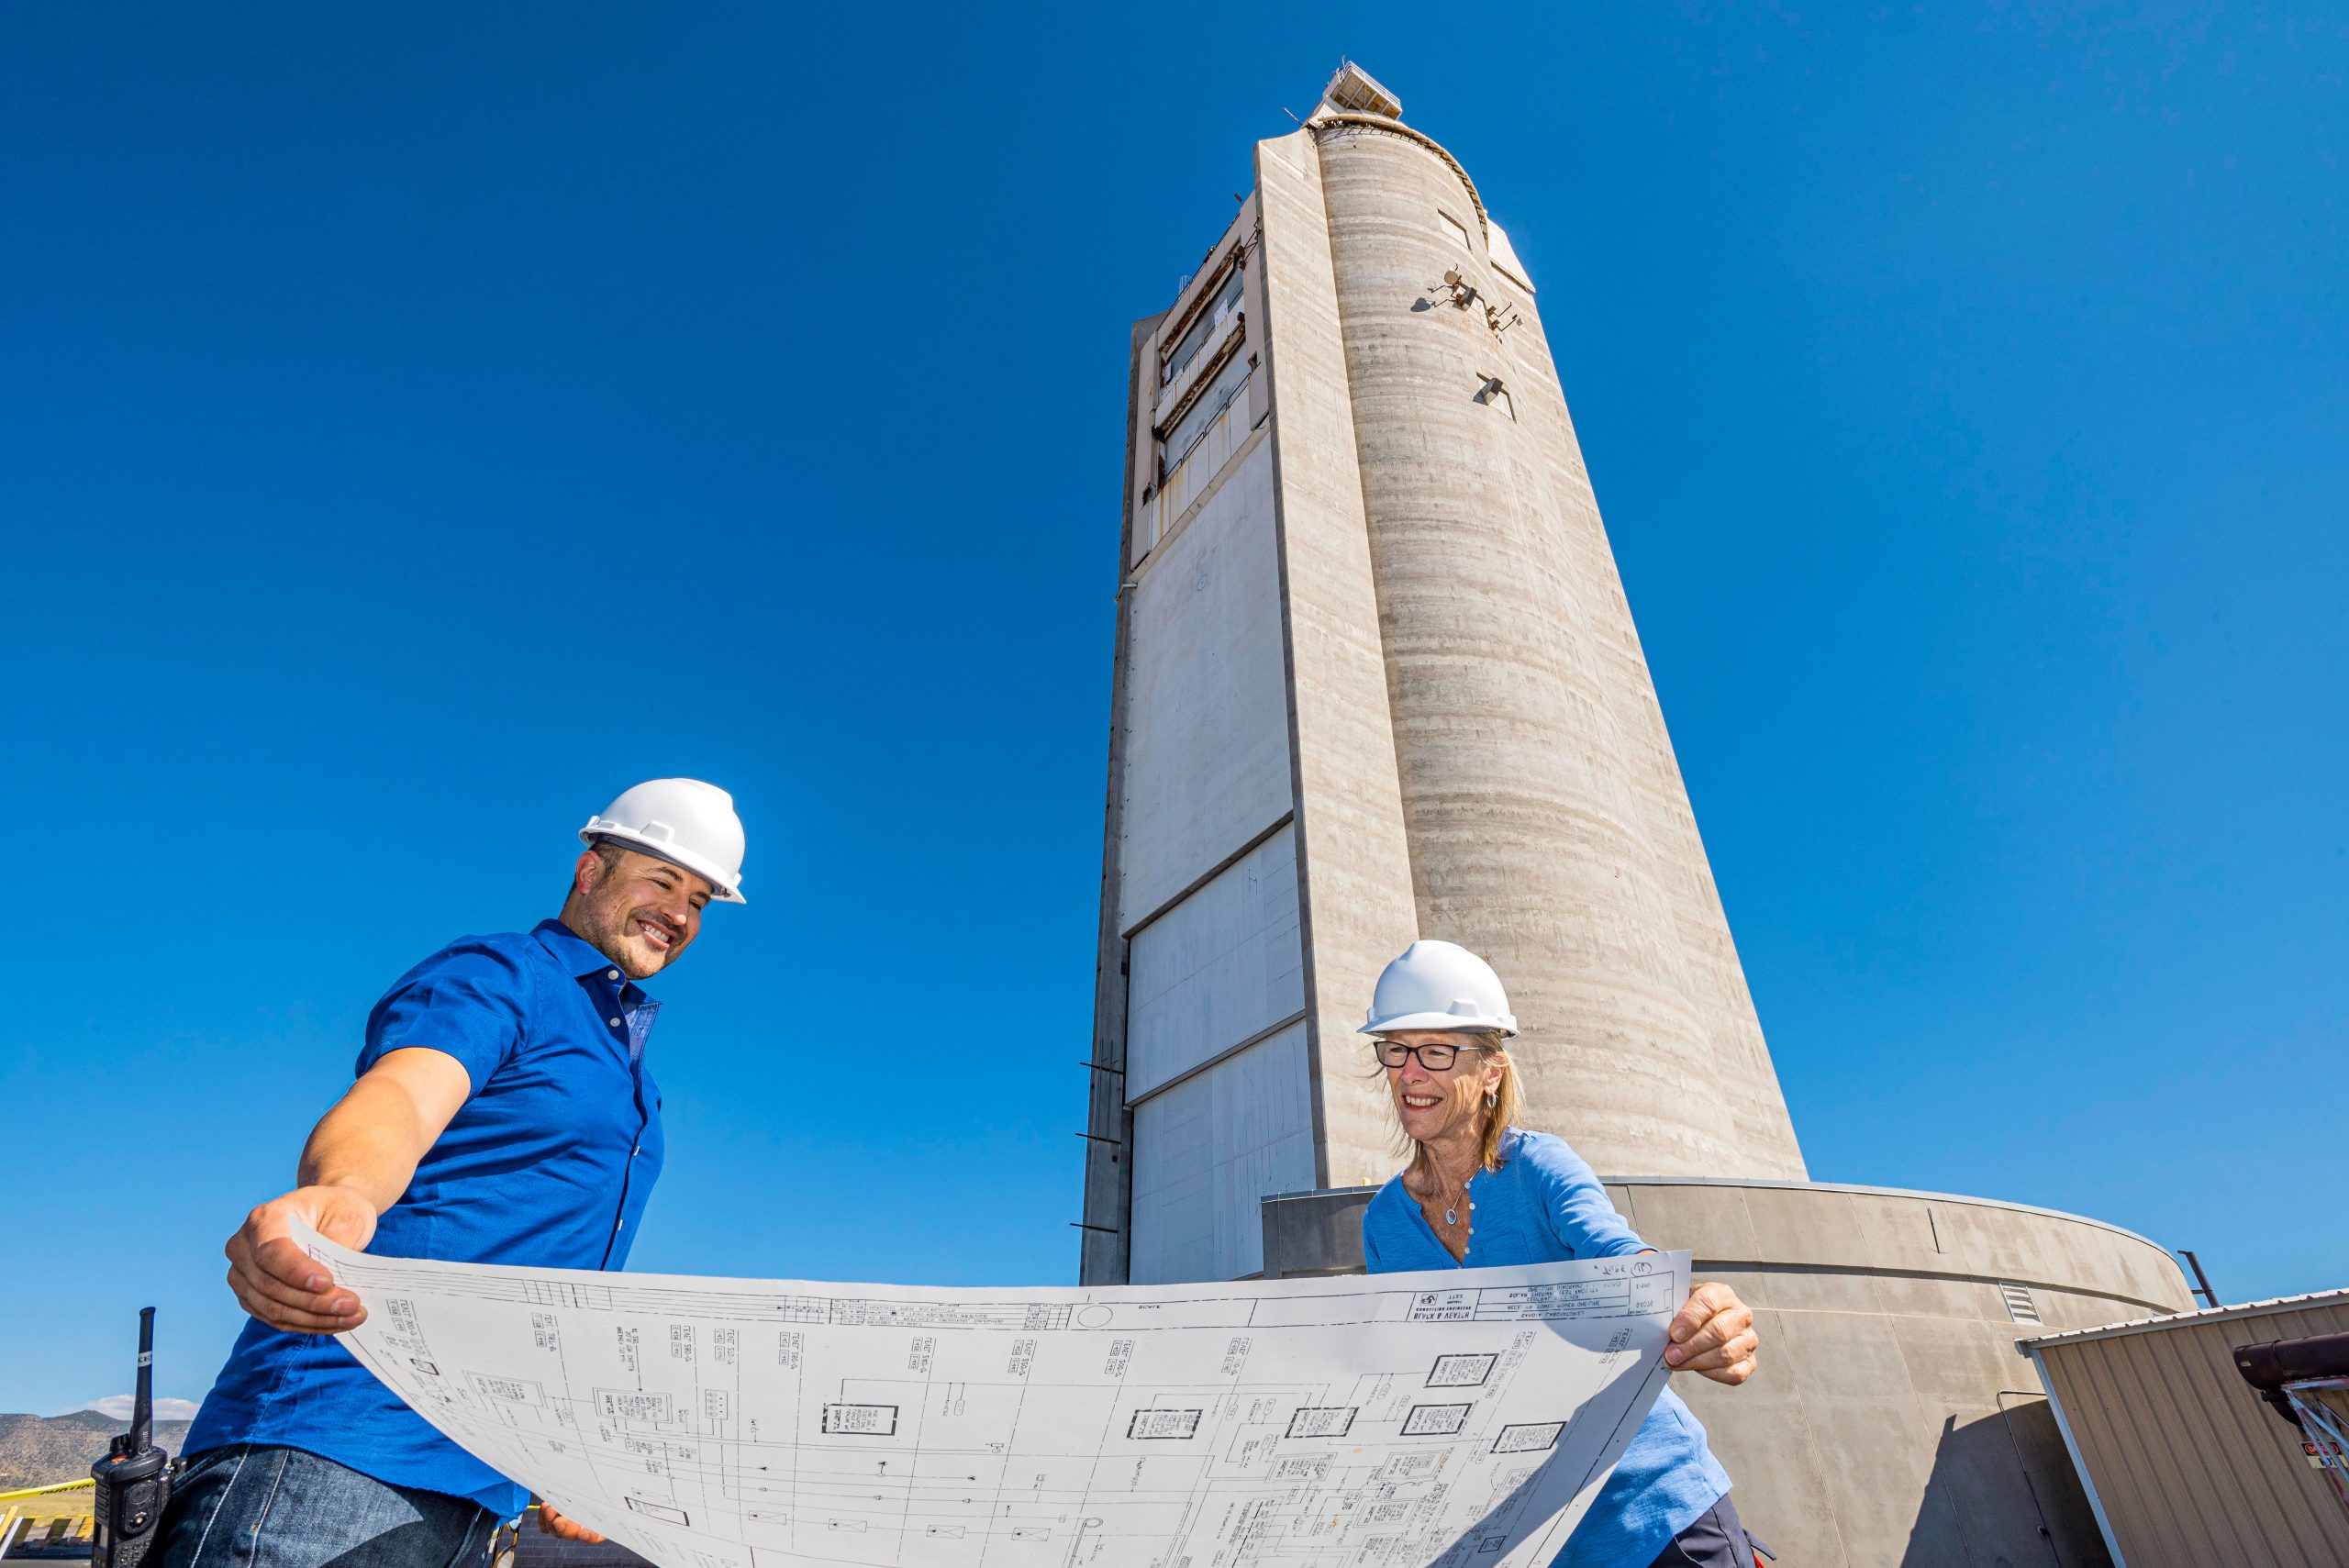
[1082,66,2198,1566]
[1082,61,1801,1288]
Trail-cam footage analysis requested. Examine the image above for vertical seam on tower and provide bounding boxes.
[1080,309,1161,1284]
[1254,138,1334,1191]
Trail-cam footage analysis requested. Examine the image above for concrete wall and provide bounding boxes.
[2028,1293,2349,1568]
[1253,128,1425,1194]
[1308,116,1798,1179]
[1616,1180,2190,1568]
[1500,251,1805,1179]
[1258,1178,2196,1568]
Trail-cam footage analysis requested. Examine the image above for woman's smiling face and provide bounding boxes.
[1380,1030,1502,1148]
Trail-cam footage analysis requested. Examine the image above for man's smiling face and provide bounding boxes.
[562,843,713,978]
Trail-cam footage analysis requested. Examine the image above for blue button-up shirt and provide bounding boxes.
[1362,1129,1734,1568]
[185,920,667,1515]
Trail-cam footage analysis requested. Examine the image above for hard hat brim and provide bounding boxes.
[1360,1011,1517,1037]
[579,826,747,904]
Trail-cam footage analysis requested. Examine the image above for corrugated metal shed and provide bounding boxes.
[2023,1289,2349,1568]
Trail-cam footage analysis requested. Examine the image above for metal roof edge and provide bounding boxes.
[2019,1287,2349,1351]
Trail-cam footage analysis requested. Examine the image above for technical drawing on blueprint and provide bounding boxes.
[299,1224,1687,1568]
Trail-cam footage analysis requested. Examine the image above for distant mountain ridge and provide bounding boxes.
[0,1411,196,1491]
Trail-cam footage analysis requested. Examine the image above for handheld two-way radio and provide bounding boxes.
[90,1307,174,1568]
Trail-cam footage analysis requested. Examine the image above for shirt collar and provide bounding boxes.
[533,918,658,1005]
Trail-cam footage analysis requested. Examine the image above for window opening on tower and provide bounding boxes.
[1160,350,1251,478]
[1134,343,1257,566]
[1160,262,1245,388]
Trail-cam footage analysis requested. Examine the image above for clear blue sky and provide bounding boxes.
[5,4,2342,1417]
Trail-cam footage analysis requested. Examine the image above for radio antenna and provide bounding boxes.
[128,1307,156,1455]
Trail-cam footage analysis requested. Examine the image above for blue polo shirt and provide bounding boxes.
[1362,1129,1734,1568]
[185,920,666,1516]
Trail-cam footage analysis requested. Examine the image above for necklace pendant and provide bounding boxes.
[1444,1206,1459,1226]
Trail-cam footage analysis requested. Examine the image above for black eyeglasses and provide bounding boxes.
[1372,1040,1482,1071]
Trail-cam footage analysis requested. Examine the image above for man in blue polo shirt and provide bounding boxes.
[159,780,750,1568]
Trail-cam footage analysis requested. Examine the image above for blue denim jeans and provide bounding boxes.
[156,1445,496,1568]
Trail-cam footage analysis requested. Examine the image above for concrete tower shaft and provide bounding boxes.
[1089,74,2198,1560]
[1503,284,1807,1179]
[1311,120,1805,1178]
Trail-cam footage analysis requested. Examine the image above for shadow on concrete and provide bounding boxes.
[1899,1396,2112,1568]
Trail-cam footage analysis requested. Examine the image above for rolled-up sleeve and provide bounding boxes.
[358,939,530,1098]
[1531,1138,1649,1258]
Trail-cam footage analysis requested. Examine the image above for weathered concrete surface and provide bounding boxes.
[1311,117,1797,1178]
[1253,128,1425,1194]
[1259,1179,2194,1567]
[1504,304,1807,1176]
[1620,1181,2191,1568]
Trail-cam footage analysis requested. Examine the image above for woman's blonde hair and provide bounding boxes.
[1373,1030,1521,1184]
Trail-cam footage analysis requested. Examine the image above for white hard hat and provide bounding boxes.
[1361,940,1517,1036]
[580,779,748,904]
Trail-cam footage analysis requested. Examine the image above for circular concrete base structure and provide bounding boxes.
[1260,1178,2193,1568]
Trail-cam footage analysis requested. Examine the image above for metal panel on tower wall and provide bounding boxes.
[1128,1021,1315,1284]
[1125,824,1303,1100]
[1114,434,1289,934]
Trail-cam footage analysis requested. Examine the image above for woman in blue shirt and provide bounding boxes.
[1358,941,1767,1568]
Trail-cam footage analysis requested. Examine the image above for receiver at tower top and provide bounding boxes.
[1082,63,1804,1288]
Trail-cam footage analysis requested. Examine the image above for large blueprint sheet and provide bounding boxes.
[303,1225,1686,1568]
